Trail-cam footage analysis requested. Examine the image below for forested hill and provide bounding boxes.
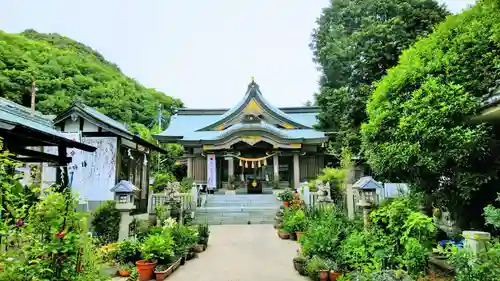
[0,29,183,127]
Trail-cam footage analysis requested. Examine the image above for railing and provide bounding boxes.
[148,192,196,214]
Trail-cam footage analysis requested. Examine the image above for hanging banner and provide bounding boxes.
[207,154,216,188]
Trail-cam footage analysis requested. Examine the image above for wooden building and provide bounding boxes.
[0,98,96,188]
[49,101,168,213]
[155,79,328,192]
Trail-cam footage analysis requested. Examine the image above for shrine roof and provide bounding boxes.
[155,80,326,144]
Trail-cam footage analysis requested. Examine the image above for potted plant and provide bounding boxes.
[279,190,293,206]
[154,264,171,281]
[137,234,174,281]
[118,264,133,277]
[197,223,210,249]
[326,259,343,281]
[307,256,329,281]
[278,228,290,239]
[293,255,307,276]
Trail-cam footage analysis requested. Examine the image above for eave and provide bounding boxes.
[54,102,169,154]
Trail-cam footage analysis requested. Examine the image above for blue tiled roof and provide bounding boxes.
[0,98,66,137]
[156,81,326,143]
[158,111,325,141]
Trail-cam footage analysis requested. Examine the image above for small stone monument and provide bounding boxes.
[462,231,491,254]
[110,180,138,241]
[316,180,333,203]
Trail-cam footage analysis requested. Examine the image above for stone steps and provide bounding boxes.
[195,194,279,225]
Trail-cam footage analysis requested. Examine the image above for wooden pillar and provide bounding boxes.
[57,145,69,191]
[228,157,234,177]
[293,152,300,189]
[187,157,192,179]
[273,154,279,182]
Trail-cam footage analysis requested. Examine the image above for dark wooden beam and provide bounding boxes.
[9,147,72,164]
[82,131,116,137]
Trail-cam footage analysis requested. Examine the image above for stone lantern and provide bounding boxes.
[352,176,382,228]
[110,180,138,241]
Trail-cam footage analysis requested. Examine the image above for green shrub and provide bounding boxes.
[140,233,175,263]
[91,200,121,243]
[361,0,500,228]
[117,239,140,264]
[306,256,328,281]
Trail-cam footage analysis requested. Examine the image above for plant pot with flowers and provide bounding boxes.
[279,190,294,207]
[118,264,133,277]
[137,233,174,281]
[326,259,345,281]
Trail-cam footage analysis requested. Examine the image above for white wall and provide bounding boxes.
[41,134,118,202]
[71,136,117,201]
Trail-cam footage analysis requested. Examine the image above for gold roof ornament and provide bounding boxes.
[251,76,254,82]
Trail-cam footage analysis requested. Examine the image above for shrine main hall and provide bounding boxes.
[155,79,329,193]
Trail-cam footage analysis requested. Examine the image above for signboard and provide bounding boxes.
[207,154,216,189]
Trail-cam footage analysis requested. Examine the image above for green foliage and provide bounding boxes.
[91,200,121,243]
[0,188,109,281]
[484,193,500,229]
[140,233,175,262]
[168,224,198,255]
[362,0,500,226]
[283,209,308,233]
[197,223,209,244]
[151,172,176,193]
[301,206,351,262]
[311,0,449,155]
[0,29,183,127]
[117,239,141,264]
[306,256,328,280]
[440,241,500,281]
[279,190,294,202]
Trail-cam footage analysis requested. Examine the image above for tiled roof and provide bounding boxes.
[0,98,96,152]
[0,98,67,138]
[157,107,325,141]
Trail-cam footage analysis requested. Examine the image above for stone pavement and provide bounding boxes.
[168,224,307,281]
[115,224,308,281]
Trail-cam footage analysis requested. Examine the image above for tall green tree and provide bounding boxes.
[0,30,183,127]
[361,0,500,227]
[311,0,449,155]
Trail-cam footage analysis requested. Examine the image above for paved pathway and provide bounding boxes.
[166,224,308,281]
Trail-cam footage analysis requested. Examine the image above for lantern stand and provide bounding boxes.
[352,176,382,229]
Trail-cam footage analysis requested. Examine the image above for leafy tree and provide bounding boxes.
[0,30,183,127]
[311,0,449,155]
[361,0,500,228]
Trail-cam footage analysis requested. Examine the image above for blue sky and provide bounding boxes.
[0,0,476,109]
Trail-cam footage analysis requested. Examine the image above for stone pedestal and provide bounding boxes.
[357,200,372,229]
[462,231,491,254]
[116,202,136,241]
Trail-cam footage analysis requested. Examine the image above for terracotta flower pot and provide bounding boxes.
[283,201,290,207]
[330,271,342,281]
[118,270,130,277]
[319,270,329,281]
[296,232,304,239]
[136,260,158,281]
[289,232,297,241]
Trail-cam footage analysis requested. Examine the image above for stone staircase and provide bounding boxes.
[194,194,280,225]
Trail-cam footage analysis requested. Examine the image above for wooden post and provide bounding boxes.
[30,80,36,111]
